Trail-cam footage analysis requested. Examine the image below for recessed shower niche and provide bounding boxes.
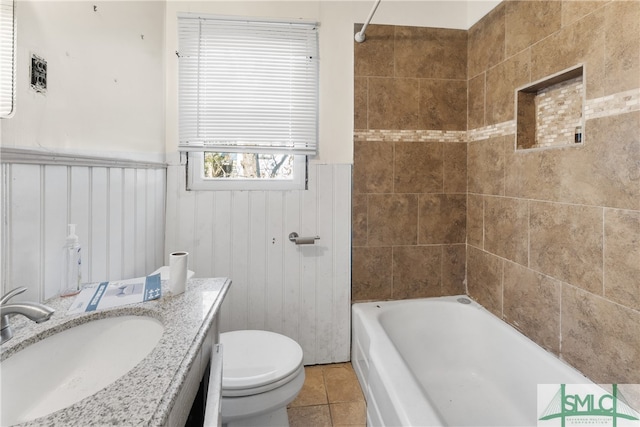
[516,65,584,150]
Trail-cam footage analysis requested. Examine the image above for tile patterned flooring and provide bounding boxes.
[287,363,366,427]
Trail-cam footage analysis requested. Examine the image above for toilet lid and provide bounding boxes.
[220,330,304,391]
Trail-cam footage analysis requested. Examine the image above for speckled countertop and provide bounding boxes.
[0,277,231,426]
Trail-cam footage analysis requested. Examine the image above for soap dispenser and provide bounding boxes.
[60,224,82,297]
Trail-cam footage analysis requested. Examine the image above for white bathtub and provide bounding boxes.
[352,296,591,427]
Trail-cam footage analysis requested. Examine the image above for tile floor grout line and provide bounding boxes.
[323,365,334,425]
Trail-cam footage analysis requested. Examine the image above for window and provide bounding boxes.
[0,0,15,118]
[177,14,319,190]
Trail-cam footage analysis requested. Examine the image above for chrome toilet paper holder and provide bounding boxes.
[288,232,320,245]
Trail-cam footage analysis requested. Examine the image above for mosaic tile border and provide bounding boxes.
[353,129,466,143]
[584,88,640,120]
[355,89,639,143]
[467,120,517,142]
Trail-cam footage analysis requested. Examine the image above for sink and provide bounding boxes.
[1,315,164,426]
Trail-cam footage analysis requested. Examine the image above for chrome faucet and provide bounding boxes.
[1,287,55,345]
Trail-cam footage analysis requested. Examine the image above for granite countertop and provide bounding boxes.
[0,277,231,426]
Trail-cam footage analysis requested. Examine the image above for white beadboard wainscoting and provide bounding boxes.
[165,163,352,365]
[1,149,166,303]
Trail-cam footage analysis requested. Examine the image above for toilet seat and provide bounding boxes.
[220,330,304,397]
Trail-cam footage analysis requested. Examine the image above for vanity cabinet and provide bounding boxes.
[168,315,223,426]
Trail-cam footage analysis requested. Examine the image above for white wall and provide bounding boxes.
[1,0,166,162]
[1,1,167,302]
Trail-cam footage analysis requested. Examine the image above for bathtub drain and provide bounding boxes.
[457,297,471,304]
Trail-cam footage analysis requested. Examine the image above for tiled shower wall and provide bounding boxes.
[352,25,468,301]
[352,0,640,385]
[466,0,640,384]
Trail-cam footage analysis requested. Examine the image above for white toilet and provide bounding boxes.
[218,330,305,427]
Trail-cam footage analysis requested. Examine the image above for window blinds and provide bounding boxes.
[178,15,319,155]
[0,0,15,118]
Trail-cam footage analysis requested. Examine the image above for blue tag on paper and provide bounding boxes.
[86,282,109,312]
[144,274,162,302]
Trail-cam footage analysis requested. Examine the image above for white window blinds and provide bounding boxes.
[0,0,15,118]
[178,15,319,155]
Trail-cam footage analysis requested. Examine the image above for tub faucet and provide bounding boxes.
[1,287,55,345]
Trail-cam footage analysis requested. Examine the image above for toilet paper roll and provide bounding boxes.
[169,251,189,295]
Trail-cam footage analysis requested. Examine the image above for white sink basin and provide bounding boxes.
[1,315,164,426]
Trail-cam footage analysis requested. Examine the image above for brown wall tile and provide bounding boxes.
[484,196,529,266]
[353,140,394,194]
[507,144,584,205]
[504,146,544,200]
[604,209,640,311]
[354,24,395,78]
[529,201,603,294]
[503,261,561,354]
[562,285,640,384]
[419,79,467,131]
[395,26,467,80]
[561,1,608,28]
[604,0,640,94]
[418,194,466,244]
[368,194,418,246]
[468,3,505,78]
[352,246,392,301]
[486,49,531,124]
[531,7,605,99]
[467,246,503,317]
[442,244,466,296]
[368,78,421,130]
[392,245,442,298]
[443,142,467,194]
[354,77,368,130]
[505,1,562,57]
[468,136,506,196]
[467,194,484,248]
[394,141,443,194]
[352,194,368,247]
[506,112,640,211]
[468,73,486,130]
[515,91,536,149]
[581,112,640,210]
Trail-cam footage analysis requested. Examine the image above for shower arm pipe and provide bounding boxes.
[354,0,381,43]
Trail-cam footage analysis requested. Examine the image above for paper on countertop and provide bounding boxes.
[149,266,195,281]
[67,274,162,315]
